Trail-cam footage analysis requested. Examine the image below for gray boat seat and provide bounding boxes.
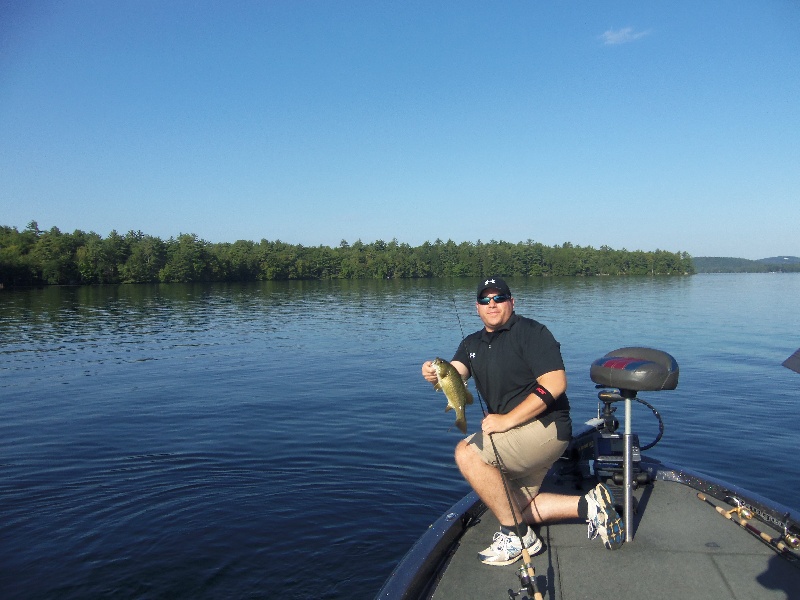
[590,347,679,393]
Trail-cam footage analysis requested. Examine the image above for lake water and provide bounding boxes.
[1,274,798,599]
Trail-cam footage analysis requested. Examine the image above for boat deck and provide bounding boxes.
[428,477,800,600]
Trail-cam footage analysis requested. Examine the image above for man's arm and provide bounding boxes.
[536,369,567,399]
[480,369,566,434]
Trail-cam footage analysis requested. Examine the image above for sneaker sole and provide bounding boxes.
[592,484,625,550]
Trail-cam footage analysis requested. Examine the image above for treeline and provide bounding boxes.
[1,222,694,287]
[692,256,800,273]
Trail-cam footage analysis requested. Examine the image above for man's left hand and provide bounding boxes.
[481,413,512,435]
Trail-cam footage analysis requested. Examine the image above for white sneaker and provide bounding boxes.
[586,483,625,550]
[478,527,542,566]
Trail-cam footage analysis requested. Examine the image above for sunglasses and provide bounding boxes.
[477,294,511,305]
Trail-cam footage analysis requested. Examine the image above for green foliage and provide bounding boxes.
[0,223,695,287]
[692,256,800,273]
[120,232,166,283]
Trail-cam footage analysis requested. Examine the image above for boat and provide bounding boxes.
[377,347,800,600]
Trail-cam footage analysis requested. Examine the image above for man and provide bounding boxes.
[421,276,624,566]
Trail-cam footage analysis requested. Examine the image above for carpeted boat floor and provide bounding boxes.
[430,478,799,600]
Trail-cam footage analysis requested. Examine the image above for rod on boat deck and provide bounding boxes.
[697,492,796,555]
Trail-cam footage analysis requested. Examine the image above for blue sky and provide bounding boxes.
[2,1,798,259]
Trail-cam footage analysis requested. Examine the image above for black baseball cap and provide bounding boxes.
[476,276,511,300]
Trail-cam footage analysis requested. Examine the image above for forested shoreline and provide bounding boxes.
[692,256,800,273]
[1,222,694,287]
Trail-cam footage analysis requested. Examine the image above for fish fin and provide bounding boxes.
[433,383,442,392]
[465,389,474,405]
[445,404,452,413]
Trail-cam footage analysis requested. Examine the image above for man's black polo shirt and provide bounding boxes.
[453,313,571,440]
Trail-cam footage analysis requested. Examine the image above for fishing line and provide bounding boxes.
[450,294,488,418]
[450,294,543,599]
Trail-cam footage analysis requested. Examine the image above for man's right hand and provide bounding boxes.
[421,360,438,384]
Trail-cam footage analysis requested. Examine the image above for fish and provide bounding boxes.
[431,357,474,434]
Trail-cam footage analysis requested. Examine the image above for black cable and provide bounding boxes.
[635,397,664,451]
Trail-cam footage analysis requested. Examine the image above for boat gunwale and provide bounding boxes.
[374,491,486,600]
[645,456,799,536]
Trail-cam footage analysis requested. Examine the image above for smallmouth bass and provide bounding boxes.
[431,357,474,434]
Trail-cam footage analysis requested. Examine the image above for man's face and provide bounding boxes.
[476,288,514,332]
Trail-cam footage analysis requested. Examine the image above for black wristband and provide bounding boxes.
[531,384,556,407]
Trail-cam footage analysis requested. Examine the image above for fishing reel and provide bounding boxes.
[507,564,544,600]
[725,496,754,520]
[785,528,800,550]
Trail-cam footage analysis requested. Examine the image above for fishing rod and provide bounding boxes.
[697,492,799,560]
[451,295,544,600]
[490,433,544,600]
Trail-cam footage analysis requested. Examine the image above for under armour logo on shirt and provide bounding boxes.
[470,352,476,359]
[484,279,495,285]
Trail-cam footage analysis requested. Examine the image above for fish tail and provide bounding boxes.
[455,415,467,434]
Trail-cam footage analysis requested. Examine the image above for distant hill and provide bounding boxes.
[693,256,800,273]
[756,256,800,264]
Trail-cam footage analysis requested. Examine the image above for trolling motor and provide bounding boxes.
[585,388,666,486]
[583,347,679,542]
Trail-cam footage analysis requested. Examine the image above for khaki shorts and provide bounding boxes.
[465,416,568,501]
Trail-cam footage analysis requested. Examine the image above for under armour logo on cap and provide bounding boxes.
[476,276,511,300]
